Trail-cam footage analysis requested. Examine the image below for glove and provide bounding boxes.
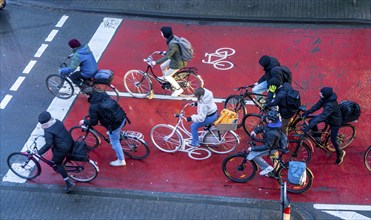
[186,117,192,122]
[191,102,198,107]
[253,82,258,86]
[302,111,310,118]
[250,131,256,137]
[247,147,252,151]
[150,61,156,66]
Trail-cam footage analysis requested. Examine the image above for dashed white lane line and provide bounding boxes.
[0,95,13,109]
[9,77,26,91]
[55,15,68,27]
[34,44,48,58]
[45,29,59,42]
[22,60,37,74]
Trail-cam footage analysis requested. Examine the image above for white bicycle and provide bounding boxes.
[150,103,240,160]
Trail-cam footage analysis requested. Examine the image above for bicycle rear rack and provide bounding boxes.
[122,130,144,140]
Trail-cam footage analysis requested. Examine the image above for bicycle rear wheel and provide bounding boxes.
[69,126,101,151]
[7,152,41,180]
[283,140,312,164]
[224,95,246,128]
[123,70,152,98]
[222,153,257,183]
[121,136,150,160]
[64,159,98,182]
[203,130,238,154]
[278,164,313,194]
[46,74,74,99]
[364,146,371,172]
[175,70,204,97]
[242,113,265,141]
[94,83,120,101]
[151,124,182,153]
[326,124,356,151]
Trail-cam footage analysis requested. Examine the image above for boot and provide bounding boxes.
[65,179,76,193]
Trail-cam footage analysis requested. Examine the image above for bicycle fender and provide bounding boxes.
[89,159,99,172]
[229,131,240,144]
[306,167,314,179]
[303,137,315,152]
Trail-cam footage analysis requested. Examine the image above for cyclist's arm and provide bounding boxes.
[84,107,99,126]
[155,42,177,65]
[37,132,53,155]
[307,99,324,115]
[59,53,80,74]
[308,104,333,128]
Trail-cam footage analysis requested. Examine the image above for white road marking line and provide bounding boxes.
[0,95,13,109]
[324,211,370,220]
[45,29,58,42]
[314,204,371,211]
[3,17,123,183]
[9,77,26,91]
[22,60,37,74]
[55,15,68,27]
[34,44,48,58]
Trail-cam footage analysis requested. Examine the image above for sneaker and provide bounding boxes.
[171,88,184,97]
[336,150,346,165]
[109,159,126,167]
[186,141,200,148]
[65,180,76,193]
[259,166,274,176]
[157,76,166,81]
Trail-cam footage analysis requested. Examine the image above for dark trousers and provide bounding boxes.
[52,155,68,179]
[312,124,341,157]
[69,71,88,86]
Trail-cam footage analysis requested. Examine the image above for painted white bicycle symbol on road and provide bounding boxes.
[202,47,235,70]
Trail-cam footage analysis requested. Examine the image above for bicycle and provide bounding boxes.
[202,47,236,70]
[46,56,120,101]
[69,121,150,160]
[150,102,240,160]
[7,136,99,182]
[224,85,267,128]
[123,51,204,99]
[285,118,356,163]
[222,142,314,194]
[364,146,371,172]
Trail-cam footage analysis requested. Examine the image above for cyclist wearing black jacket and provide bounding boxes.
[37,111,75,193]
[302,87,345,165]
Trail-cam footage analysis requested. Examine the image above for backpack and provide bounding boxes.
[271,130,287,149]
[288,161,307,186]
[173,36,194,61]
[339,100,361,124]
[69,141,88,161]
[280,66,292,84]
[94,70,114,84]
[286,84,301,110]
[99,97,127,130]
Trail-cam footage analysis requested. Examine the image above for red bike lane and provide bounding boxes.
[34,20,371,204]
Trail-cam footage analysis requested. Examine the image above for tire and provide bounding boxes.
[94,84,120,101]
[224,95,246,128]
[364,146,371,172]
[175,71,204,97]
[64,159,98,182]
[7,152,41,180]
[222,153,257,183]
[202,130,238,154]
[278,164,313,194]
[69,126,101,151]
[242,114,265,141]
[283,140,312,164]
[123,70,152,98]
[188,148,212,160]
[326,124,356,152]
[151,124,182,153]
[121,136,150,160]
[46,74,74,99]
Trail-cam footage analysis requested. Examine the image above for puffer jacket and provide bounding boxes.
[155,35,187,70]
[308,93,342,127]
[190,88,218,123]
[59,44,98,78]
[252,120,282,151]
[267,82,297,119]
[257,56,281,84]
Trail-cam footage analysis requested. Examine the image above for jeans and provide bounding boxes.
[190,114,218,146]
[252,81,267,100]
[108,119,126,161]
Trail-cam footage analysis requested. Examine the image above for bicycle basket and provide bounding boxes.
[215,123,237,131]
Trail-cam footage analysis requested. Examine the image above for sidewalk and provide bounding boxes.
[12,0,371,24]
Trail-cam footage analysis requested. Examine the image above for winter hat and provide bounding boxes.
[268,78,282,87]
[38,111,52,124]
[320,87,333,99]
[68,39,81,48]
[259,55,270,68]
[161,26,173,39]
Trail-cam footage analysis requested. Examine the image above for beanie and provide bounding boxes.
[68,39,81,49]
[320,87,333,99]
[38,111,52,124]
[268,78,282,87]
[259,55,270,68]
[160,26,173,39]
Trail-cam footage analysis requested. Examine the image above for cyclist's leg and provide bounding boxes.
[108,119,126,165]
[69,71,84,86]
[252,81,267,101]
[248,150,272,175]
[331,126,344,164]
[52,154,75,192]
[160,59,170,77]
[190,114,217,146]
[281,117,291,134]
[164,68,183,96]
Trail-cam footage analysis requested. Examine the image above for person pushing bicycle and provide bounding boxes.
[59,39,98,88]
[37,111,76,193]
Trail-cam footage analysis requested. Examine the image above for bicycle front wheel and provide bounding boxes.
[69,126,101,151]
[94,83,120,101]
[7,152,41,180]
[364,146,371,172]
[64,159,98,182]
[224,95,246,128]
[278,164,313,194]
[283,140,312,164]
[46,74,74,99]
[123,70,152,98]
[222,153,257,183]
[122,136,150,160]
[326,124,356,151]
[151,124,182,153]
[242,114,265,141]
[175,71,204,97]
[203,130,238,154]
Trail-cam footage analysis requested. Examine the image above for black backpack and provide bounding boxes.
[339,100,361,124]
[286,84,301,110]
[280,66,292,84]
[99,97,127,129]
[69,141,88,161]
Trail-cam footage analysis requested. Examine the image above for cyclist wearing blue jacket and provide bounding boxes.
[59,39,98,87]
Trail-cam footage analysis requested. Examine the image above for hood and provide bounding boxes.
[325,92,338,102]
[75,44,91,55]
[265,57,280,71]
[267,120,282,129]
[88,91,109,104]
[199,88,214,104]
